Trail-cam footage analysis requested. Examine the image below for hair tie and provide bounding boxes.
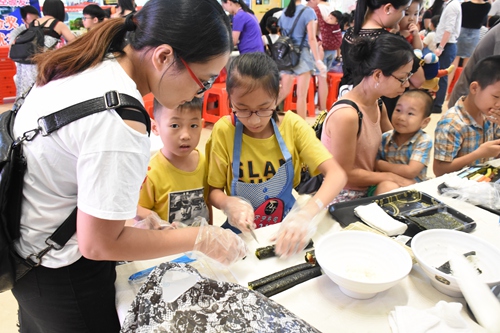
[124,14,137,32]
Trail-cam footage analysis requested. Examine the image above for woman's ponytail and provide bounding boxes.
[35,18,128,86]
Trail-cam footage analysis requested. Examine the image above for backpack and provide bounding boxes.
[0,91,150,293]
[295,100,365,195]
[264,35,273,57]
[270,7,307,71]
[9,19,59,64]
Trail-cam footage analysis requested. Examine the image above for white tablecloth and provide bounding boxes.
[115,172,500,332]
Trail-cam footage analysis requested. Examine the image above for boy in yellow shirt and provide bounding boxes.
[137,98,211,226]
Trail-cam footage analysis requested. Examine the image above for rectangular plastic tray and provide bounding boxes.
[328,190,476,238]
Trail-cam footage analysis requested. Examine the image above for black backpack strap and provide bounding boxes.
[37,91,151,136]
[47,19,59,30]
[265,34,273,45]
[332,99,363,136]
[288,7,308,49]
[22,92,151,265]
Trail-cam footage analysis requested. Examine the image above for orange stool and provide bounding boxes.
[202,82,231,126]
[326,72,343,109]
[0,47,17,103]
[283,77,316,117]
[143,93,154,119]
[447,66,463,95]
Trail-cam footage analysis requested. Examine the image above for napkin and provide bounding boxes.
[353,203,408,236]
[388,301,471,333]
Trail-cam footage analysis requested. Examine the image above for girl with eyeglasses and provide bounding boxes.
[322,33,417,204]
[12,0,247,331]
[206,52,347,258]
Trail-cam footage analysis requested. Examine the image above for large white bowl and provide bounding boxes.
[412,229,500,297]
[315,231,412,299]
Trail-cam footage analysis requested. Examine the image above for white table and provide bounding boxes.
[115,173,500,332]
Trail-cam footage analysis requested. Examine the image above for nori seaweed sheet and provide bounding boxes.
[253,265,323,297]
[255,240,314,260]
[248,263,317,290]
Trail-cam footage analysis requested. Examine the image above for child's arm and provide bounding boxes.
[209,187,254,231]
[434,139,500,176]
[136,205,154,220]
[408,23,423,50]
[376,159,426,179]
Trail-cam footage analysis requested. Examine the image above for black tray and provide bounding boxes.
[328,190,476,238]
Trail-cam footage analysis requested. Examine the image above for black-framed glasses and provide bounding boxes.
[179,57,218,95]
[232,108,275,118]
[82,16,93,21]
[391,72,413,86]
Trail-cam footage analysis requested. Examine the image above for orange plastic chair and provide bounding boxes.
[202,82,231,126]
[143,93,155,119]
[0,46,17,104]
[283,77,316,117]
[326,72,343,109]
[447,66,463,95]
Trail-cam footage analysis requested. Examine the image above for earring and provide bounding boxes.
[375,82,379,89]
[386,11,390,15]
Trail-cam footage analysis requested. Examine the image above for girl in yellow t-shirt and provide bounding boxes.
[206,52,347,258]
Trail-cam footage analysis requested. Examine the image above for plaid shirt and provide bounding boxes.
[378,129,432,182]
[434,97,500,165]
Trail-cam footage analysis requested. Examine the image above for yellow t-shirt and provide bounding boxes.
[206,112,332,195]
[138,149,209,225]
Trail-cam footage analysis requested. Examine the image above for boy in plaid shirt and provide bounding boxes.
[377,90,433,189]
[434,55,500,177]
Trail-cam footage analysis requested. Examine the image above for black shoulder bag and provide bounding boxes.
[0,90,150,293]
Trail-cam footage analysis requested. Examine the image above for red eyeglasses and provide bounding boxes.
[179,57,218,95]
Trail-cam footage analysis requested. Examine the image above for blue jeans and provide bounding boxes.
[433,43,457,112]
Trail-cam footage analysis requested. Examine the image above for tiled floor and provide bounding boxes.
[0,101,445,332]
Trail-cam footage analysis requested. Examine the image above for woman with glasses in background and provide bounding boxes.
[322,33,416,204]
[12,0,247,331]
[206,52,346,258]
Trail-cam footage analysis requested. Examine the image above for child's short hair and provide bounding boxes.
[153,97,203,120]
[330,10,343,23]
[266,16,279,34]
[431,15,440,29]
[470,55,500,89]
[83,4,106,22]
[400,89,434,118]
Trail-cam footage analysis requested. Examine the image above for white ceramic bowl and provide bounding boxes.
[315,231,412,299]
[412,229,500,297]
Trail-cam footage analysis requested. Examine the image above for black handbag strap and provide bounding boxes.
[18,91,151,264]
[332,99,363,136]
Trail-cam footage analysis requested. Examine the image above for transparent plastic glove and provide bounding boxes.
[272,196,320,257]
[133,212,164,230]
[133,212,187,230]
[192,224,248,267]
[222,196,255,232]
[315,59,327,78]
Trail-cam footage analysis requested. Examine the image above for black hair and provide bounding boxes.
[401,89,433,117]
[330,10,344,23]
[153,97,203,120]
[117,0,136,13]
[20,5,40,20]
[354,0,410,34]
[488,15,500,28]
[83,5,106,22]
[37,0,232,85]
[430,14,440,29]
[42,0,66,22]
[427,0,444,17]
[221,0,255,15]
[349,33,414,86]
[103,8,111,19]
[266,16,279,34]
[284,0,297,17]
[470,55,500,89]
[226,52,280,122]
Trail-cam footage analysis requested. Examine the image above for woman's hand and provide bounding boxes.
[389,173,416,188]
[193,225,248,266]
[222,196,255,232]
